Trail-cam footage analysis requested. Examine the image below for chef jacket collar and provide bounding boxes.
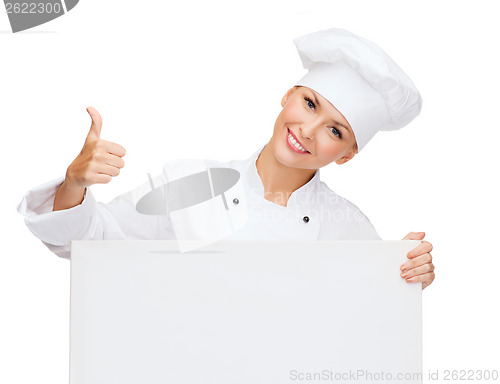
[244,144,321,208]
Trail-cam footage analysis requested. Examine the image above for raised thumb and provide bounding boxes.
[86,106,102,139]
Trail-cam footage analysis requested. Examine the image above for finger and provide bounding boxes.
[103,153,125,169]
[402,231,425,241]
[96,163,121,177]
[86,106,103,140]
[405,271,435,286]
[423,277,435,290]
[93,173,113,184]
[401,253,433,272]
[407,241,433,258]
[401,260,434,279]
[100,139,126,157]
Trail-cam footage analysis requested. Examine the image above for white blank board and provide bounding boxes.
[70,240,422,384]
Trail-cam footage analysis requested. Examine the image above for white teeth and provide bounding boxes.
[288,133,307,152]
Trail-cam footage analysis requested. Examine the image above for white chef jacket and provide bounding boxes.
[17,145,380,259]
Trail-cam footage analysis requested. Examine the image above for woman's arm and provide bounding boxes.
[17,174,174,259]
[17,107,174,259]
[53,181,86,211]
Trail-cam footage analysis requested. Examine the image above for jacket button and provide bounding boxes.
[303,216,310,223]
[233,198,239,205]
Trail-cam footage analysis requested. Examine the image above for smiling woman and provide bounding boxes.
[17,27,435,290]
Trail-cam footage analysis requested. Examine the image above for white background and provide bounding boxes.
[1,0,499,382]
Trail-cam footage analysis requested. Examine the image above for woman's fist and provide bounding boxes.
[65,107,126,189]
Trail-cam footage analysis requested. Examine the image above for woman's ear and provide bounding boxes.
[281,87,297,107]
[335,149,356,165]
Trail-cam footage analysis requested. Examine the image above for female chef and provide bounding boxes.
[17,28,435,289]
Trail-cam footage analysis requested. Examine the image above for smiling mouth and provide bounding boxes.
[287,128,310,154]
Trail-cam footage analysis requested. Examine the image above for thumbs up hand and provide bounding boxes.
[65,107,126,189]
[85,106,102,141]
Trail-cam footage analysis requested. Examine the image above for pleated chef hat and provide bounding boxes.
[294,28,423,151]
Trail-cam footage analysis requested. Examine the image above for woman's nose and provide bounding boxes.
[299,122,318,141]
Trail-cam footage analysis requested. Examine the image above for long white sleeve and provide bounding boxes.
[17,176,175,259]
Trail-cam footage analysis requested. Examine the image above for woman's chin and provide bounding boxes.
[274,147,307,169]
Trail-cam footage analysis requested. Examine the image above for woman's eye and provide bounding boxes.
[330,127,342,139]
[304,97,315,110]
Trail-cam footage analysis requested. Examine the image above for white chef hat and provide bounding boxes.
[294,28,422,151]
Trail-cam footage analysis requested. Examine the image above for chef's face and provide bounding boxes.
[270,86,357,170]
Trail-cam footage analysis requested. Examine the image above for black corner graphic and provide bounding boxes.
[4,0,79,33]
